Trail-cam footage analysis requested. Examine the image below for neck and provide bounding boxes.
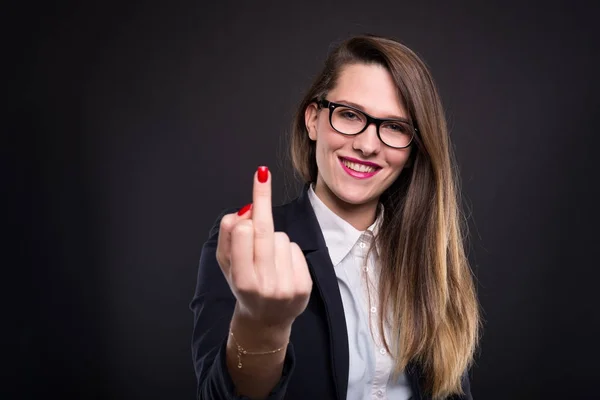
[313,180,379,231]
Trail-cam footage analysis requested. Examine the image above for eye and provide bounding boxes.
[340,110,360,120]
[384,122,409,133]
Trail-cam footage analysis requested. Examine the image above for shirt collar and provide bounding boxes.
[307,184,383,266]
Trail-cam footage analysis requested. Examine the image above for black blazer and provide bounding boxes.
[190,184,473,400]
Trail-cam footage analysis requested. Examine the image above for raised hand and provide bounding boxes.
[216,166,312,329]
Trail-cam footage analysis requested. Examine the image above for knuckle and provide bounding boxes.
[274,232,290,246]
[220,214,235,231]
[231,273,254,294]
[300,279,313,297]
[231,220,253,237]
[215,250,226,266]
[256,285,275,299]
[236,285,256,298]
[289,241,302,254]
[215,247,229,267]
[273,287,293,301]
[253,223,272,238]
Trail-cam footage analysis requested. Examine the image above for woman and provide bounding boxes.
[190,34,480,400]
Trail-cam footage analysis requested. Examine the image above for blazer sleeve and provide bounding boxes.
[189,208,296,400]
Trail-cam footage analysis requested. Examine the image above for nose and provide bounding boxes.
[351,122,380,156]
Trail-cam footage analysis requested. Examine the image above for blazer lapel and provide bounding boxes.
[283,184,349,400]
[305,249,349,400]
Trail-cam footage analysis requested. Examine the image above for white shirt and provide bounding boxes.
[308,185,412,400]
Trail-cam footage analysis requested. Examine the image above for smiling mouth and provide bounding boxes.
[339,157,381,173]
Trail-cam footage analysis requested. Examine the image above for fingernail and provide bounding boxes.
[237,203,252,216]
[257,166,269,183]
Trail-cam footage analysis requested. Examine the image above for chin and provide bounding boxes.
[331,185,375,206]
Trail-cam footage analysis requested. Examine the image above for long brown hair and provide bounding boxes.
[289,35,480,399]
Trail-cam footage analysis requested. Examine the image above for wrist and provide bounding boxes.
[230,307,292,351]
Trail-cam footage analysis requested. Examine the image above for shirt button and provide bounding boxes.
[379,348,386,355]
[359,242,366,249]
[370,306,377,313]
[376,390,384,397]
[364,266,369,272]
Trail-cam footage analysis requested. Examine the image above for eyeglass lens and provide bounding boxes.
[331,106,413,148]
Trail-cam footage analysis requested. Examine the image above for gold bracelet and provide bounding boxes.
[229,330,288,369]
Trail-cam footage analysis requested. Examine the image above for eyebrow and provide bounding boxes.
[334,99,410,123]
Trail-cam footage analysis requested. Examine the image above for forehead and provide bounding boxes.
[328,63,407,119]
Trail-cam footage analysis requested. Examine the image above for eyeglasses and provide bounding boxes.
[316,99,417,149]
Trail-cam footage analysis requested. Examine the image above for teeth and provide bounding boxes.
[342,159,376,173]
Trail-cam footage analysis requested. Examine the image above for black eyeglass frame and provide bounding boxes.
[315,98,418,149]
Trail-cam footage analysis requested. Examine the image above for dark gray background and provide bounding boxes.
[6,0,600,399]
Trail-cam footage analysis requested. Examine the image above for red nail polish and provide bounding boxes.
[237,203,252,216]
[257,166,269,183]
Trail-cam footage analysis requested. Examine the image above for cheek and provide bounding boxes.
[316,124,346,153]
[385,150,412,171]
